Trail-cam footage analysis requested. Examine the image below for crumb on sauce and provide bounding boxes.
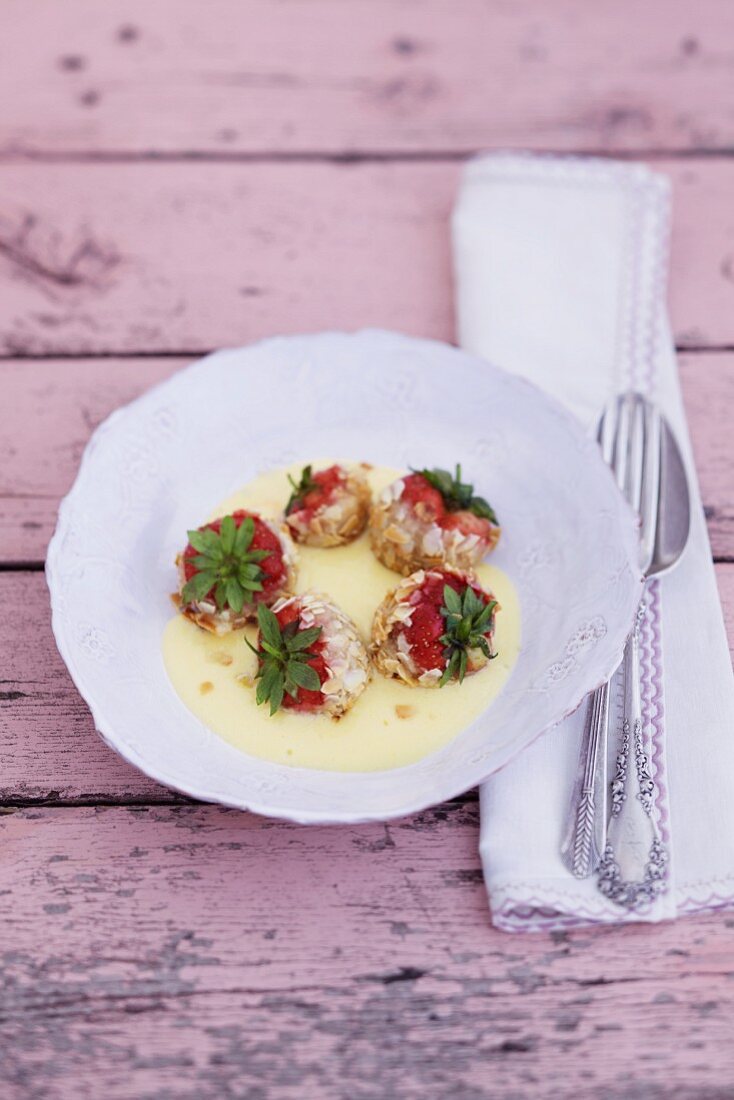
[208,650,234,666]
[199,681,215,695]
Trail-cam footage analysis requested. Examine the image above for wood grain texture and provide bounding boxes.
[3,6,734,1091]
[0,357,183,563]
[3,0,734,157]
[2,351,733,565]
[2,567,733,805]
[2,801,734,1100]
[2,160,734,357]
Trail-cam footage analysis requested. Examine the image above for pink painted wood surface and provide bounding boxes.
[3,0,734,157]
[2,160,734,357]
[3,4,734,1093]
[0,357,182,563]
[2,352,732,564]
[2,567,733,805]
[2,801,734,1099]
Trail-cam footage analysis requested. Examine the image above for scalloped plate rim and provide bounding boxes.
[46,329,643,824]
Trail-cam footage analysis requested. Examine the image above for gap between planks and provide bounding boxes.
[4,148,734,165]
[5,342,734,364]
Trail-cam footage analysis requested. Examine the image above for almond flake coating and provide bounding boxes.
[370,567,495,689]
[286,466,372,548]
[270,591,371,718]
[369,477,500,575]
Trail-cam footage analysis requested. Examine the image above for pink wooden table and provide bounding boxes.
[2,4,734,1095]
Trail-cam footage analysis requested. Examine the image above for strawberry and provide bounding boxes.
[285,464,345,519]
[441,509,495,540]
[181,510,287,612]
[402,570,496,680]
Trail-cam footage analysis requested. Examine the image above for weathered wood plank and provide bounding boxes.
[1,160,734,358]
[0,570,176,804]
[3,0,734,157]
[0,357,183,563]
[1,801,733,1099]
[1,351,732,564]
[679,352,734,559]
[1,566,732,805]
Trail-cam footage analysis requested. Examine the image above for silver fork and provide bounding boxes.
[561,393,659,880]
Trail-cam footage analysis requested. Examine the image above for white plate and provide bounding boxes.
[47,330,641,823]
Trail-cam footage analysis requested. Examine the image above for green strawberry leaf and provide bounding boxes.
[288,660,321,691]
[437,581,498,687]
[414,463,498,525]
[182,513,273,612]
[249,603,323,715]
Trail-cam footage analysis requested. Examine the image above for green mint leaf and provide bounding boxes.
[184,514,271,613]
[187,527,220,554]
[438,582,498,687]
[269,677,284,715]
[468,496,498,523]
[286,626,322,652]
[190,554,217,571]
[182,571,216,603]
[288,660,321,691]
[439,649,460,687]
[214,580,228,610]
[234,516,255,554]
[248,549,272,563]
[238,562,265,592]
[239,576,263,595]
[220,514,236,555]
[285,464,319,514]
[257,604,284,651]
[414,465,498,525]
[473,600,497,632]
[442,584,462,615]
[250,604,327,715]
[462,585,483,618]
[257,661,281,706]
[226,577,245,614]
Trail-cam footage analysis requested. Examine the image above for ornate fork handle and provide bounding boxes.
[597,601,669,909]
[561,681,609,878]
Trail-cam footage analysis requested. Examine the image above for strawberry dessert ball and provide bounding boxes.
[284,463,371,548]
[177,510,297,634]
[370,567,498,688]
[248,593,370,718]
[369,465,500,575]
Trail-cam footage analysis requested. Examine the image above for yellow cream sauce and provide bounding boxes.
[162,463,521,772]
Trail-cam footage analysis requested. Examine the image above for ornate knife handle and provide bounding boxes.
[597,602,669,909]
[560,679,610,878]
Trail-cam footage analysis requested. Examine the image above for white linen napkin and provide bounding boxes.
[452,153,734,931]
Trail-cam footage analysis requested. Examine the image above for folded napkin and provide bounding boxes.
[453,153,734,930]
